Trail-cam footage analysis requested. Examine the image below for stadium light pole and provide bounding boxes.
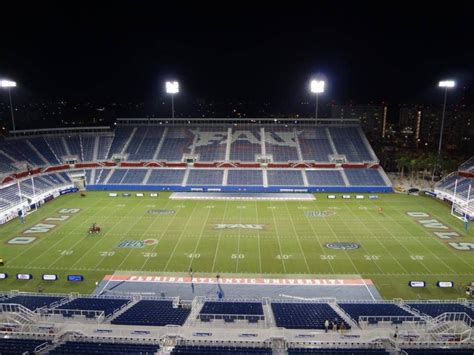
[437,80,455,155]
[310,80,325,119]
[1,80,17,131]
[165,81,179,118]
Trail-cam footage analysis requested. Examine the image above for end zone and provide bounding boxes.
[95,273,381,301]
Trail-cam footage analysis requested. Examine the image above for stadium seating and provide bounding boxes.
[407,303,474,319]
[328,127,373,162]
[0,338,52,354]
[402,349,474,355]
[458,157,474,174]
[97,136,113,160]
[146,169,186,185]
[299,127,334,161]
[28,137,59,164]
[0,295,64,310]
[264,127,299,162]
[199,301,264,322]
[345,169,386,186]
[194,127,227,161]
[338,302,416,324]
[111,299,190,326]
[271,302,350,330]
[187,169,224,185]
[267,170,304,186]
[288,349,389,354]
[107,126,135,159]
[50,340,160,355]
[171,345,272,354]
[230,128,262,161]
[81,135,96,161]
[306,170,345,186]
[57,297,130,317]
[121,169,147,184]
[107,169,128,184]
[158,127,194,161]
[227,169,263,186]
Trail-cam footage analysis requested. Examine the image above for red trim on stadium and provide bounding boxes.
[103,274,373,286]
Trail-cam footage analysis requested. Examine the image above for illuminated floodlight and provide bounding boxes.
[438,80,455,88]
[166,81,179,94]
[0,80,17,88]
[310,80,325,94]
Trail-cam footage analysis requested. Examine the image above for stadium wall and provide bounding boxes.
[86,184,392,193]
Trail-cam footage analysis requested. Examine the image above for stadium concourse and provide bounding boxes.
[0,118,473,354]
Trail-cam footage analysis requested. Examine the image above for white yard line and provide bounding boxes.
[381,205,458,274]
[268,201,287,273]
[254,201,263,274]
[162,202,200,271]
[211,201,229,273]
[342,203,407,274]
[284,202,311,273]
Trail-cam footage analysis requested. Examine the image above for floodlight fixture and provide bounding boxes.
[166,81,179,94]
[0,80,17,88]
[438,80,455,88]
[310,80,325,94]
[0,79,17,131]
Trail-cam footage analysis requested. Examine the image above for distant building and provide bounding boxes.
[398,105,473,151]
[331,104,387,140]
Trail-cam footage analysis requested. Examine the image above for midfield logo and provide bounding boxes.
[213,224,266,230]
[325,242,360,250]
[117,239,158,248]
[305,210,335,218]
[147,210,176,215]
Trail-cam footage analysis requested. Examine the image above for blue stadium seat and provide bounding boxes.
[199,301,264,322]
[338,303,416,324]
[171,345,272,354]
[50,340,159,355]
[0,338,52,354]
[0,295,64,310]
[57,297,130,317]
[271,302,350,330]
[111,300,190,326]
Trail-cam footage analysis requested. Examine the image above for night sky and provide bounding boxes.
[1,2,473,106]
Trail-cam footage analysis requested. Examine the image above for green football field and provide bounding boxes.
[0,191,473,300]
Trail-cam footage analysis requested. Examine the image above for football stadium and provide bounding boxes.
[0,118,473,354]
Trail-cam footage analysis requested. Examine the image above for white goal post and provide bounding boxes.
[450,179,473,224]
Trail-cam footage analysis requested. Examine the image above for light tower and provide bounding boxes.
[437,80,455,155]
[310,79,325,119]
[165,81,179,118]
[1,80,17,131]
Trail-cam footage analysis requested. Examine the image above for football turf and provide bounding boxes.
[0,191,473,300]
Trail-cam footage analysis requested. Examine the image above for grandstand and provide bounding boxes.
[0,293,473,353]
[0,119,391,210]
[0,119,472,354]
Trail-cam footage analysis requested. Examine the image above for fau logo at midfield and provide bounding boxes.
[213,224,266,230]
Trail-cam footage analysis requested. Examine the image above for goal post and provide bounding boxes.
[450,179,472,228]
